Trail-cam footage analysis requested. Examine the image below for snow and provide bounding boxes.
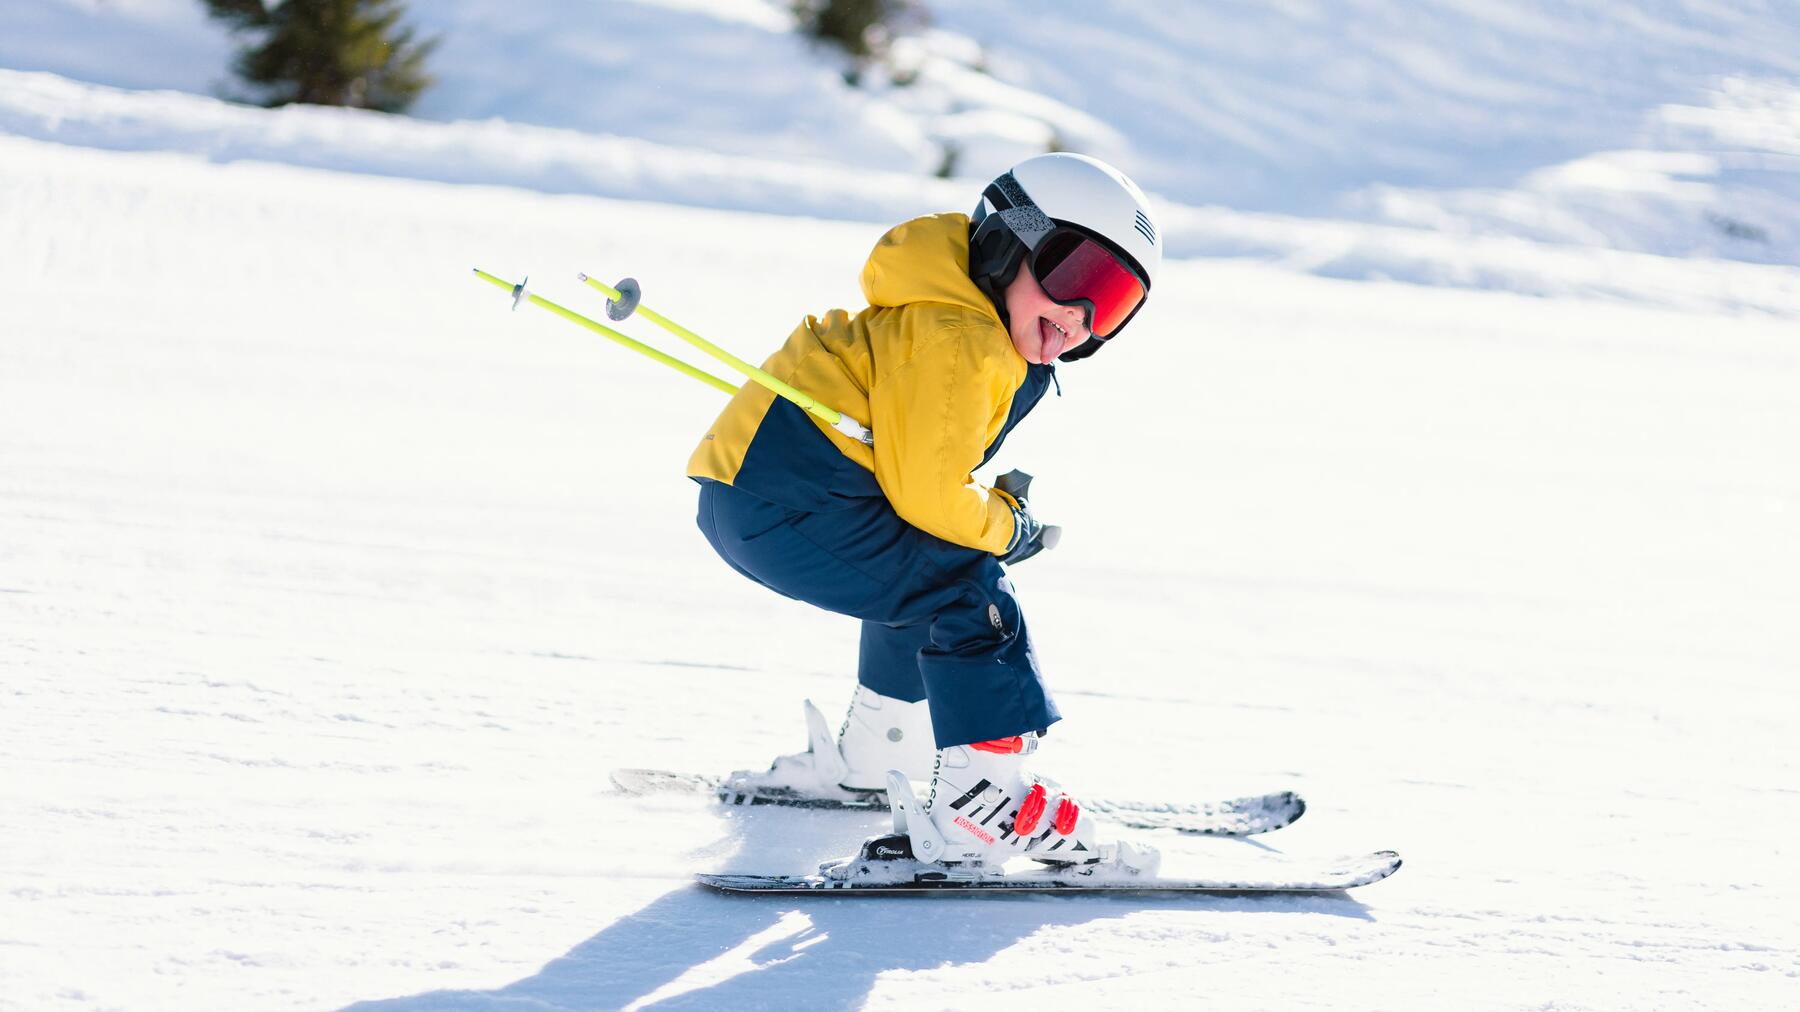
[8,0,1800,271]
[5,130,1798,1010]
[6,69,1798,319]
[5,2,1800,1009]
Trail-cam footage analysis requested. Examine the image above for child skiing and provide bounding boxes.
[688,152,1161,869]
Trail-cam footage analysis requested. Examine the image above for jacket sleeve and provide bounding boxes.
[868,325,1019,554]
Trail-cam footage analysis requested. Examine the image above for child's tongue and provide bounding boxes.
[1037,317,1064,361]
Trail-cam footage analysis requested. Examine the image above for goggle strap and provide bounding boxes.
[986,172,1056,248]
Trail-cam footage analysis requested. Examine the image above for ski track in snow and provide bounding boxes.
[3,134,1800,1010]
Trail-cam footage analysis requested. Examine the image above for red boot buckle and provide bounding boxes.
[970,736,1026,755]
[1015,783,1048,834]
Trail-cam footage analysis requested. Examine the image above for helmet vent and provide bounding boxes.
[1133,209,1157,246]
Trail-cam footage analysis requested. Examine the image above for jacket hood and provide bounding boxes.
[859,213,1002,323]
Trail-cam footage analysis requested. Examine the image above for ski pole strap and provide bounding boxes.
[471,269,739,395]
[580,274,874,446]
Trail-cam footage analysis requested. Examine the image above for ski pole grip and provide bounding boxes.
[996,470,1059,552]
[995,469,1034,503]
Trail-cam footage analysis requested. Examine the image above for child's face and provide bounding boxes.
[1003,267,1093,364]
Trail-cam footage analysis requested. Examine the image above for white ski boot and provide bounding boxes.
[821,733,1160,884]
[836,684,935,789]
[919,733,1103,865]
[722,686,935,801]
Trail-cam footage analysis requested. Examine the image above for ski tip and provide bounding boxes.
[1353,850,1403,886]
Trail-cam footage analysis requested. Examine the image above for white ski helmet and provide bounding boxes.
[968,152,1161,361]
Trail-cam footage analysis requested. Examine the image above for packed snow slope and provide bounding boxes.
[7,0,1800,269]
[5,127,1800,1009]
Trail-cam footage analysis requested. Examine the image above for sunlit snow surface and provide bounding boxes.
[6,68,1800,322]
[7,1,1800,268]
[4,134,1798,1010]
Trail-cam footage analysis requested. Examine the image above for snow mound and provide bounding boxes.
[7,68,1799,318]
[8,0,1800,274]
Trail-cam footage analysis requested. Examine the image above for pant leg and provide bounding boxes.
[910,568,1050,749]
[858,621,930,702]
[696,480,1059,748]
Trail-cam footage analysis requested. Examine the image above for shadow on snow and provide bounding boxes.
[345,802,1375,1011]
[347,885,1370,1011]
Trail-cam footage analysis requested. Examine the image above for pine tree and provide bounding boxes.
[201,0,437,113]
[792,0,916,60]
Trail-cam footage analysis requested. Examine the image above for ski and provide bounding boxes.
[698,842,1401,895]
[611,768,1306,837]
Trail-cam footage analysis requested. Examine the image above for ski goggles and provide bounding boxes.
[1028,228,1148,339]
[980,172,1150,340]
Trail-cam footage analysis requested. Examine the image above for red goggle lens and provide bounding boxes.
[1033,232,1146,339]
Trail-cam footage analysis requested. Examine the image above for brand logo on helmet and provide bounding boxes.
[1134,210,1157,246]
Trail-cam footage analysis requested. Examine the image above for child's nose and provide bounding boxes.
[1062,304,1090,335]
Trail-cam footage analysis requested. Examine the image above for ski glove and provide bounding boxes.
[994,469,1062,566]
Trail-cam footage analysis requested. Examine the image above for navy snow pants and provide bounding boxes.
[696,478,1058,749]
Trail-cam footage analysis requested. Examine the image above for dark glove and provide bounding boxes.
[995,469,1062,566]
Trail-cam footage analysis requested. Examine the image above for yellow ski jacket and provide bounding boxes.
[687,213,1055,555]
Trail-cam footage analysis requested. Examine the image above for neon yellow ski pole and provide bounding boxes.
[580,273,874,446]
[470,269,739,395]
